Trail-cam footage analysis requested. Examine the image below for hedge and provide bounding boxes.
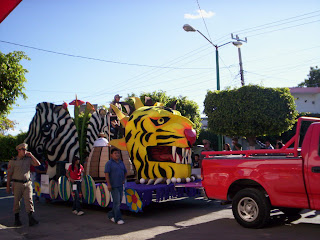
[0,132,27,162]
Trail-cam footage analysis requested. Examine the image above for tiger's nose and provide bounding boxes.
[184,129,196,146]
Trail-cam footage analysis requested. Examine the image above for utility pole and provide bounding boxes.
[231,34,247,86]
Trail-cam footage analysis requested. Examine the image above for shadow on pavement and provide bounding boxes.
[1,190,320,240]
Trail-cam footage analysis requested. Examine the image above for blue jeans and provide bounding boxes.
[108,186,123,222]
[72,181,82,212]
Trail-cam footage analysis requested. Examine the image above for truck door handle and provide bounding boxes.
[311,167,320,173]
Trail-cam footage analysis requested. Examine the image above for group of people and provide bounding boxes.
[66,147,127,224]
[6,142,127,226]
[6,94,287,227]
[65,94,127,223]
[192,138,286,168]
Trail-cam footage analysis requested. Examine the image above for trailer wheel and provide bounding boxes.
[232,188,270,228]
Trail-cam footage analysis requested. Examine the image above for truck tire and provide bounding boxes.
[232,188,270,228]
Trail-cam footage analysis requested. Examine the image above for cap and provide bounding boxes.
[98,132,107,138]
[114,94,122,99]
[16,143,28,151]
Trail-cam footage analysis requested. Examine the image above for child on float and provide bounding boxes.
[66,156,84,216]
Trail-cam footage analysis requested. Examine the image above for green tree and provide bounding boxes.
[298,66,320,87]
[127,91,202,136]
[0,117,16,135]
[204,85,298,147]
[0,132,27,161]
[0,51,30,133]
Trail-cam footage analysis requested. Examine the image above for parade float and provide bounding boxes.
[26,96,202,212]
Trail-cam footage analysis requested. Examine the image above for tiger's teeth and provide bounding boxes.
[166,178,171,185]
[154,178,163,185]
[187,149,192,164]
[172,146,177,161]
[182,148,186,164]
[147,179,155,185]
[175,153,180,164]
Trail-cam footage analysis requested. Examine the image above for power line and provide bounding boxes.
[4,9,320,112]
[239,14,320,35]
[247,19,320,38]
[0,40,212,70]
[214,10,320,45]
[196,0,213,42]
[244,45,320,64]
[233,10,320,35]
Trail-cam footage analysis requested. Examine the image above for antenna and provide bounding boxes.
[231,33,247,43]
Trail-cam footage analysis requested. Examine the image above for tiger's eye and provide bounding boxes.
[158,118,164,124]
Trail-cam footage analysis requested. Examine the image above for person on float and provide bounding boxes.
[66,156,85,216]
[93,132,109,147]
[108,94,123,138]
[6,143,40,226]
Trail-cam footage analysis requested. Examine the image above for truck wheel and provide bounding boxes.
[232,188,270,228]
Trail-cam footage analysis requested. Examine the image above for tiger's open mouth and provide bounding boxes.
[147,146,192,164]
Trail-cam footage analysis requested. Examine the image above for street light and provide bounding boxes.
[183,24,233,151]
[233,41,245,86]
[183,24,224,91]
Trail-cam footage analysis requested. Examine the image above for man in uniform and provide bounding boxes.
[6,143,40,227]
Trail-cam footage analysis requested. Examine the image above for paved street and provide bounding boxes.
[0,186,319,240]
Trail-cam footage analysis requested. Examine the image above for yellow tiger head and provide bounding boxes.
[109,97,196,181]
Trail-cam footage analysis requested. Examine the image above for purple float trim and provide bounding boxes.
[42,180,202,212]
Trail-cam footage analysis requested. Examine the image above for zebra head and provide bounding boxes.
[25,102,79,178]
[86,109,113,153]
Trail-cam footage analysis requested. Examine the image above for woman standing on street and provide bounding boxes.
[66,156,84,216]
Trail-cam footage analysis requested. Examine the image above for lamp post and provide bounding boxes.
[233,41,245,86]
[183,24,232,151]
[183,24,226,91]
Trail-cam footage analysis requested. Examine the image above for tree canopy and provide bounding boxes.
[298,66,320,87]
[0,51,30,133]
[203,85,298,145]
[127,91,202,135]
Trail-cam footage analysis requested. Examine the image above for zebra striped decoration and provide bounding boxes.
[86,110,113,153]
[25,102,79,178]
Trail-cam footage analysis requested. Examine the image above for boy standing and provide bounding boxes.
[104,148,127,224]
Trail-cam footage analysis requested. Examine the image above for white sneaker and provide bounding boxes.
[110,217,115,223]
[77,211,84,216]
[117,220,124,225]
[72,210,78,215]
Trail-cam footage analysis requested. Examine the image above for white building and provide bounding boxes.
[290,87,320,113]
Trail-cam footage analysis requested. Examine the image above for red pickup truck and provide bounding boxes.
[201,117,320,228]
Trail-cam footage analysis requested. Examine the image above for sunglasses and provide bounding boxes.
[19,148,26,151]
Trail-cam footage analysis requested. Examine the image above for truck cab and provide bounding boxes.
[201,117,320,228]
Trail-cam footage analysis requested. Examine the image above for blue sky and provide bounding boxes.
[1,0,320,135]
